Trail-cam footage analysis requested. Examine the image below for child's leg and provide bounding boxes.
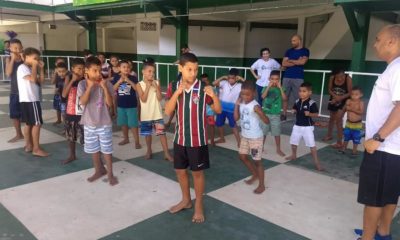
[285,145,297,160]
[145,135,152,159]
[191,170,205,223]
[55,110,61,124]
[352,144,359,155]
[335,110,344,146]
[209,125,215,146]
[103,153,118,186]
[165,114,174,128]
[24,124,33,152]
[160,135,173,162]
[310,147,322,171]
[323,110,335,141]
[232,127,241,147]
[215,113,225,143]
[239,154,258,184]
[119,125,129,145]
[170,169,192,213]
[130,127,141,149]
[254,161,265,194]
[9,119,24,143]
[32,125,49,157]
[62,141,77,165]
[87,152,107,182]
[215,127,225,143]
[274,136,285,156]
[340,141,349,153]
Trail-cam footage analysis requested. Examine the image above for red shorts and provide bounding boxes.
[207,115,215,126]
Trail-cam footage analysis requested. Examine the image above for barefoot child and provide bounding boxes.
[136,58,173,162]
[234,81,270,194]
[201,73,217,146]
[261,70,287,157]
[112,60,141,148]
[165,53,221,223]
[52,61,69,125]
[78,56,118,186]
[340,87,364,155]
[61,58,85,165]
[285,82,322,171]
[213,68,244,146]
[17,47,49,157]
[5,38,24,143]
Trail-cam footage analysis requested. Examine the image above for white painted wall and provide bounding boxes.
[136,19,160,55]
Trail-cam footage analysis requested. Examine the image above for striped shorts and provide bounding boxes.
[83,125,113,154]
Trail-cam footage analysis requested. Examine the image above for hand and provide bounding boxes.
[236,76,244,82]
[86,78,95,88]
[204,86,216,98]
[364,139,380,154]
[152,81,159,88]
[277,81,282,88]
[256,76,261,80]
[38,60,45,69]
[71,73,78,82]
[268,81,274,88]
[304,111,310,116]
[100,79,108,89]
[292,109,297,114]
[145,80,152,88]
[176,82,185,95]
[235,97,242,105]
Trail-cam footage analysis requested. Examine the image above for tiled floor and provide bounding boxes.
[0,82,398,240]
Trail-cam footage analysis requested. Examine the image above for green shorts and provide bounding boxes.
[117,107,139,128]
[261,114,281,136]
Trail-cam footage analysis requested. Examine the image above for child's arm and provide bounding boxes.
[125,78,138,91]
[254,105,270,124]
[327,76,335,97]
[305,102,319,118]
[50,72,57,84]
[342,99,350,113]
[212,76,227,87]
[5,55,14,77]
[79,80,94,106]
[61,74,73,99]
[165,82,185,117]
[250,69,260,80]
[261,86,270,100]
[205,86,222,114]
[234,98,241,122]
[136,81,151,103]
[236,76,246,82]
[113,77,124,91]
[38,61,45,84]
[155,80,163,101]
[101,80,113,108]
[23,61,39,83]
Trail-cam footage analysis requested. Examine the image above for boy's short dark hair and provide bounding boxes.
[85,56,101,68]
[241,80,256,91]
[4,40,10,44]
[300,82,312,91]
[352,86,362,93]
[23,47,40,57]
[331,67,346,76]
[260,47,270,56]
[179,53,198,66]
[118,59,130,66]
[56,62,67,69]
[9,39,21,45]
[270,70,280,78]
[200,73,209,79]
[97,52,106,57]
[110,55,119,60]
[71,58,85,68]
[142,57,155,68]
[229,68,239,76]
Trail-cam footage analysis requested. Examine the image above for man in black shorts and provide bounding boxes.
[356,24,400,240]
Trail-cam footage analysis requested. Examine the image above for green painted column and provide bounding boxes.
[350,11,370,72]
[87,16,97,55]
[175,6,188,58]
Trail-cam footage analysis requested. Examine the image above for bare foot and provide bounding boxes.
[24,145,33,152]
[62,156,76,165]
[165,154,174,162]
[135,143,142,149]
[145,151,152,160]
[331,143,343,149]
[214,138,226,144]
[118,139,129,146]
[276,150,286,157]
[285,155,296,161]
[315,165,324,171]
[244,176,258,185]
[169,200,192,214]
[352,151,359,156]
[108,176,119,186]
[192,209,205,224]
[322,136,332,142]
[254,185,266,194]
[87,170,107,182]
[8,135,24,143]
[32,149,49,157]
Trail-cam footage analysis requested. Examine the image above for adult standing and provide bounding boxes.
[357,24,400,240]
[250,47,281,105]
[281,35,310,121]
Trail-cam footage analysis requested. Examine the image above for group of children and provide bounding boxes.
[5,40,365,223]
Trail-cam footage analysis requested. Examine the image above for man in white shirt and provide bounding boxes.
[356,24,400,240]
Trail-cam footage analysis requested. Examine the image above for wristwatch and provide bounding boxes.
[373,133,385,142]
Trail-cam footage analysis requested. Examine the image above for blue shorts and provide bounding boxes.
[53,94,61,111]
[84,125,113,154]
[9,94,21,119]
[117,107,139,128]
[140,119,166,136]
[216,111,236,128]
[343,127,362,144]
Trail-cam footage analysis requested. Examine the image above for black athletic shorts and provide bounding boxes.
[358,150,400,207]
[20,102,43,126]
[174,143,210,171]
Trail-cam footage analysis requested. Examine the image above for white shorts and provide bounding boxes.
[289,125,316,148]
